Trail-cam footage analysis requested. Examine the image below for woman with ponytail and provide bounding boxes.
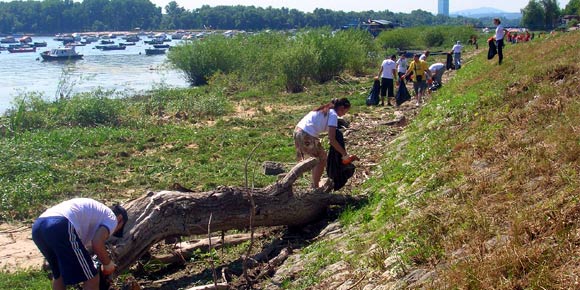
[294,98,357,188]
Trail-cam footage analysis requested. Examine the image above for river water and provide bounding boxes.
[0,36,189,114]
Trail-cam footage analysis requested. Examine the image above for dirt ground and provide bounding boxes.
[0,223,44,272]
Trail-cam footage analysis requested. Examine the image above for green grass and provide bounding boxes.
[0,270,51,290]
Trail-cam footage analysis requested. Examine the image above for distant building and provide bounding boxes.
[438,0,449,16]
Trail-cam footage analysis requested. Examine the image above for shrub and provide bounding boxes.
[423,29,445,47]
[7,92,50,131]
[277,39,317,93]
[168,35,241,86]
[60,91,122,127]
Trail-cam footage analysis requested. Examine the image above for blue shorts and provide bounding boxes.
[32,217,97,285]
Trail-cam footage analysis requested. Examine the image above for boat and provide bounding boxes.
[8,46,36,53]
[144,39,164,45]
[145,48,166,55]
[19,36,32,43]
[33,41,48,47]
[123,35,140,42]
[40,47,83,61]
[1,36,17,43]
[99,44,126,51]
[153,44,170,49]
[120,42,136,46]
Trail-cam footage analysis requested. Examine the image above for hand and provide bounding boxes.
[101,261,116,276]
[341,155,359,165]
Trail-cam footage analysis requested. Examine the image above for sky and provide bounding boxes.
[149,0,571,14]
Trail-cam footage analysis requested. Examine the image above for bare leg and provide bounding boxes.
[52,277,66,290]
[82,274,100,290]
[311,155,327,188]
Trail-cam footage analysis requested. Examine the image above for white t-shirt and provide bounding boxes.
[296,109,338,138]
[452,44,463,53]
[396,58,407,73]
[380,59,396,79]
[429,63,445,73]
[419,54,427,61]
[40,198,118,246]
[496,24,505,40]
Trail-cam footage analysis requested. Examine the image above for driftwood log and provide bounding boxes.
[111,158,361,273]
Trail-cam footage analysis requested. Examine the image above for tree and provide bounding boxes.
[110,158,362,273]
[522,0,546,29]
[563,0,580,16]
[541,0,561,29]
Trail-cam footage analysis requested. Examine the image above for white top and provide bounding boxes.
[40,198,118,246]
[429,63,445,73]
[396,58,407,73]
[452,44,463,53]
[495,24,505,40]
[296,109,338,138]
[380,59,396,79]
[419,54,427,61]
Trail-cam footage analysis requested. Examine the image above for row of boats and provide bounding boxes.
[0,34,172,59]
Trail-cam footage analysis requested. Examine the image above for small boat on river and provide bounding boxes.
[145,48,166,55]
[98,44,126,51]
[153,44,170,48]
[8,46,36,53]
[40,47,83,61]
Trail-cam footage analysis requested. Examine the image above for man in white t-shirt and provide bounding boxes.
[429,62,446,85]
[451,41,463,69]
[494,18,508,65]
[396,53,408,82]
[419,50,430,61]
[32,198,128,290]
[378,54,397,106]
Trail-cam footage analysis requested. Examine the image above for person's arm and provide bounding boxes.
[328,127,347,157]
[378,65,383,79]
[92,225,115,273]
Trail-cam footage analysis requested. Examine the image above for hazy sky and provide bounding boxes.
[150,0,571,13]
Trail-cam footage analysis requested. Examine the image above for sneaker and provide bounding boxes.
[415,101,420,107]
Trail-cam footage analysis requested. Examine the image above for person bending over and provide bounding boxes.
[294,98,356,188]
[32,198,128,290]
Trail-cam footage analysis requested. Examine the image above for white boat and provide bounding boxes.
[40,46,83,61]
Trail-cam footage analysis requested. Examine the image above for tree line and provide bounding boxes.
[0,0,485,34]
[521,0,580,30]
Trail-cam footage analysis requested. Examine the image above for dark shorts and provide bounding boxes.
[32,217,97,285]
[380,78,394,97]
[413,80,427,94]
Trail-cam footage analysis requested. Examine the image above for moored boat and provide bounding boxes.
[40,46,83,61]
[8,46,36,53]
[98,44,126,51]
[33,41,48,47]
[145,48,166,55]
[153,44,170,49]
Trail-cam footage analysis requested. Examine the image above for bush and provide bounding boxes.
[167,35,241,86]
[7,92,50,131]
[376,28,418,50]
[60,91,122,127]
[277,40,317,93]
[423,29,445,47]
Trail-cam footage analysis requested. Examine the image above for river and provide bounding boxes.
[0,36,189,114]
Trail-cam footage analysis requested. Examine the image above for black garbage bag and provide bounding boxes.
[488,39,497,60]
[395,81,412,106]
[327,128,355,191]
[446,53,454,70]
[366,78,380,106]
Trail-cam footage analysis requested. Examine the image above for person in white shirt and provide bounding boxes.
[378,54,397,106]
[32,198,128,290]
[294,98,356,188]
[494,18,508,65]
[429,62,446,85]
[451,41,463,69]
[419,50,430,61]
[396,53,408,83]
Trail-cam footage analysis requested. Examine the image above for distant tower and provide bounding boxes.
[438,0,449,16]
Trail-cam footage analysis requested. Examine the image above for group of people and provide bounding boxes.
[378,50,453,107]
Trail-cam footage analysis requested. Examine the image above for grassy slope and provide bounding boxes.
[296,31,580,289]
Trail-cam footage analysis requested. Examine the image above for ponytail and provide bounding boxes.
[313,98,351,115]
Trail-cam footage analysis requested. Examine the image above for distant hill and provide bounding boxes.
[451,7,522,20]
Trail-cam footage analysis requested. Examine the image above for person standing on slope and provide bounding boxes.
[494,18,508,65]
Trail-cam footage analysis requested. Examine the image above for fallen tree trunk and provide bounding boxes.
[112,158,361,273]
